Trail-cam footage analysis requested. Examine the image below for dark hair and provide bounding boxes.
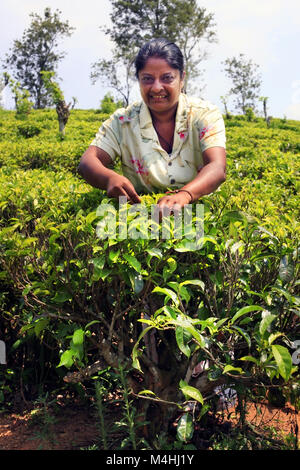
[134,38,185,79]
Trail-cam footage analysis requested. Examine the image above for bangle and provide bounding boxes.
[166,189,194,203]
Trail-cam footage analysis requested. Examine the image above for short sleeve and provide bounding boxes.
[198,106,226,152]
[91,113,122,162]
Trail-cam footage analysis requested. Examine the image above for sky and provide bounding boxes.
[1,0,300,119]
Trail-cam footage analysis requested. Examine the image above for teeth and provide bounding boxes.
[152,95,167,98]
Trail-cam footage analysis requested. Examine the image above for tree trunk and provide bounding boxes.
[58,119,66,135]
[263,100,267,121]
[56,101,70,135]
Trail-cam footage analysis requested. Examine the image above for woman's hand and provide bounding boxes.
[106,173,141,204]
[78,146,141,204]
[157,191,192,219]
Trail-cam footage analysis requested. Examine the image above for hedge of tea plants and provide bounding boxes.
[0,108,299,444]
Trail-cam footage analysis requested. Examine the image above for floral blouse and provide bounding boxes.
[91,93,226,193]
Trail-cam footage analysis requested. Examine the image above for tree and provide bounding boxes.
[259,96,271,127]
[92,0,217,101]
[220,95,231,119]
[3,72,34,119]
[223,54,261,115]
[99,92,124,114]
[163,0,217,92]
[41,71,76,135]
[4,8,74,109]
[91,55,133,107]
[0,76,4,109]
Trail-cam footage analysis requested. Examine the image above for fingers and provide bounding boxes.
[155,196,181,222]
[122,182,141,204]
[107,175,141,204]
[107,185,129,200]
[157,194,187,212]
[156,192,192,221]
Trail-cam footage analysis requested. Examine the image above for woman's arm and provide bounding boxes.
[181,146,226,201]
[157,146,226,212]
[77,146,141,203]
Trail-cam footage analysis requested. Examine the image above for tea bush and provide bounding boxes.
[0,109,299,445]
[17,123,42,139]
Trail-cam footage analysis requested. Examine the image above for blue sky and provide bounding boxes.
[1,0,300,119]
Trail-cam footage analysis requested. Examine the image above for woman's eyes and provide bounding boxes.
[141,77,153,83]
[162,76,174,83]
[141,75,175,84]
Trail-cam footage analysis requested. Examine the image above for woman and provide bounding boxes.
[78,38,226,215]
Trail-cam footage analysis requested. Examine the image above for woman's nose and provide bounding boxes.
[151,78,163,92]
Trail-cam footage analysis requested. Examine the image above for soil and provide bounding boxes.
[0,395,299,451]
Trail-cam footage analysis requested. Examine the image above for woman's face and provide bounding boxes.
[138,57,185,116]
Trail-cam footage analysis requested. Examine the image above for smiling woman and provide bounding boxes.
[78,38,226,216]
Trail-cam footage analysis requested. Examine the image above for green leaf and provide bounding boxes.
[161,305,179,320]
[85,320,101,330]
[167,281,179,292]
[259,313,276,337]
[271,345,292,381]
[145,247,162,267]
[123,253,141,272]
[231,325,251,348]
[57,350,75,369]
[176,413,194,442]
[185,325,205,348]
[179,381,204,404]
[223,365,244,375]
[52,289,72,303]
[215,318,228,329]
[34,318,49,337]
[73,328,84,346]
[22,284,33,296]
[231,305,265,324]
[239,356,258,364]
[180,279,205,291]
[222,210,248,223]
[97,268,112,281]
[138,318,154,326]
[11,339,23,350]
[85,211,98,225]
[132,326,154,372]
[109,249,120,262]
[138,390,156,396]
[163,257,177,281]
[152,286,179,306]
[198,403,210,421]
[178,285,191,304]
[272,286,293,304]
[49,232,60,245]
[175,327,191,358]
[91,256,105,270]
[145,247,162,259]
[268,332,284,345]
[91,257,106,281]
[174,238,198,252]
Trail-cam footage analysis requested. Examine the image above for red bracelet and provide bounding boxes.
[166,189,194,203]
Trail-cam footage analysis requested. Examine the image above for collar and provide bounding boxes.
[139,93,190,145]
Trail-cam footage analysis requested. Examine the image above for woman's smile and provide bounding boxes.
[149,94,168,102]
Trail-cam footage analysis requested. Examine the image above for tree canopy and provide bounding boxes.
[4,7,75,109]
[91,0,217,102]
[223,54,261,115]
